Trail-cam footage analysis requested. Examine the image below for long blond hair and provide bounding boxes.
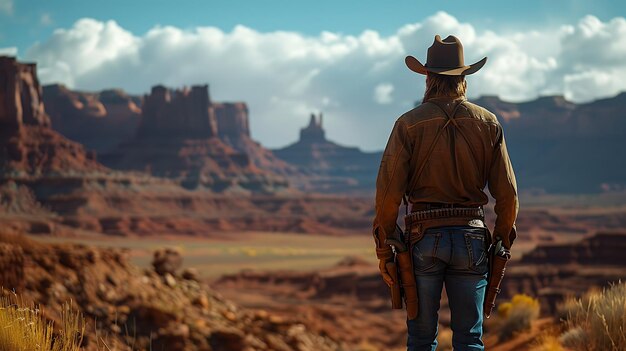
[422,72,467,102]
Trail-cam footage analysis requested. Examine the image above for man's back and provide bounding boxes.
[372,34,519,351]
[401,96,504,206]
[374,96,518,249]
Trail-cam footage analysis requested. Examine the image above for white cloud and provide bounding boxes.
[0,46,17,56]
[0,0,12,15]
[374,83,394,104]
[558,15,626,101]
[23,13,626,150]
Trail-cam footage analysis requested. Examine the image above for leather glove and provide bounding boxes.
[378,257,395,287]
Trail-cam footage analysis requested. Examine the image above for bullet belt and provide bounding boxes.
[404,206,484,223]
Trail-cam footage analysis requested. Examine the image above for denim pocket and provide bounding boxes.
[464,228,488,274]
[412,232,441,272]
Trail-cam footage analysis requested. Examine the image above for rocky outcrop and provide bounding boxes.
[213,102,250,141]
[0,57,104,176]
[152,248,183,276]
[519,232,626,265]
[473,94,626,193]
[103,85,289,193]
[0,232,340,351]
[273,113,381,194]
[42,83,298,179]
[212,101,301,178]
[0,56,50,129]
[42,84,141,152]
[137,85,217,139]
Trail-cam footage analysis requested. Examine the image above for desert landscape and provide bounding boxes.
[1,32,626,351]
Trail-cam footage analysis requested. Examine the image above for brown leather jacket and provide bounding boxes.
[373,96,518,259]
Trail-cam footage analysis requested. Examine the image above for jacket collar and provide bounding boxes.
[424,95,467,115]
[424,95,467,103]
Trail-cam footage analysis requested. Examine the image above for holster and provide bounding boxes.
[483,245,510,318]
[395,248,418,319]
[386,261,402,309]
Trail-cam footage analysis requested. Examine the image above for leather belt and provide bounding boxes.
[403,206,487,246]
[411,202,478,211]
[405,206,484,223]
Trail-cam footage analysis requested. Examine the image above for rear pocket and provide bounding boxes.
[464,228,488,274]
[412,232,441,272]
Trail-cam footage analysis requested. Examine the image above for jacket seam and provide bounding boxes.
[406,116,499,130]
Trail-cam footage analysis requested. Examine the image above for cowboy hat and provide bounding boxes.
[405,35,487,76]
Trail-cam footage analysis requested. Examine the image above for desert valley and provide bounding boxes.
[1,55,625,350]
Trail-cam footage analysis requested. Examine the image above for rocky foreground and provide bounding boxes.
[0,232,342,351]
[213,232,626,350]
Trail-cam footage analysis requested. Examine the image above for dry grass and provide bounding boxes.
[559,281,626,350]
[0,294,84,351]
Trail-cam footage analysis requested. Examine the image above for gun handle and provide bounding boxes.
[386,261,403,309]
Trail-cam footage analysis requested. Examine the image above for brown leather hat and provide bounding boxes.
[405,35,487,76]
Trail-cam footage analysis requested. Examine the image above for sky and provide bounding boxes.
[1,0,625,151]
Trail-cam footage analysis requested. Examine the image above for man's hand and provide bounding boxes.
[379,258,395,287]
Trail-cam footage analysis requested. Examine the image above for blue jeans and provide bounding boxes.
[406,226,488,351]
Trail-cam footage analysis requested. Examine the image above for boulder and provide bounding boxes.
[152,248,183,276]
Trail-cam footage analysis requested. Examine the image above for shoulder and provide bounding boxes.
[461,100,500,125]
[396,102,443,127]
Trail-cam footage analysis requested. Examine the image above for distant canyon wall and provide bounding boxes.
[31,56,626,194]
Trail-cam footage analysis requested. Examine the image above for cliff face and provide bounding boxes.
[519,232,626,265]
[42,84,141,152]
[0,57,104,176]
[212,101,300,177]
[273,113,381,193]
[103,85,289,193]
[473,94,626,193]
[42,82,297,187]
[137,85,217,139]
[213,102,250,141]
[0,56,50,129]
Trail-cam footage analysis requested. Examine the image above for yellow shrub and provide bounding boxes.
[496,294,541,340]
[497,301,512,318]
[511,294,540,313]
[0,295,84,351]
[532,334,565,351]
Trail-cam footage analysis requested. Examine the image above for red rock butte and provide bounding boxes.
[0,56,50,129]
[102,83,289,192]
[0,56,103,175]
[137,84,218,139]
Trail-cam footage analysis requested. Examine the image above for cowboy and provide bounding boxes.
[372,35,518,351]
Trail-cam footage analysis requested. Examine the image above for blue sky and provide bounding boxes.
[1,0,626,150]
[2,0,624,53]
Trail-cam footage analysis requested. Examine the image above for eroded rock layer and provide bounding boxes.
[0,233,340,351]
